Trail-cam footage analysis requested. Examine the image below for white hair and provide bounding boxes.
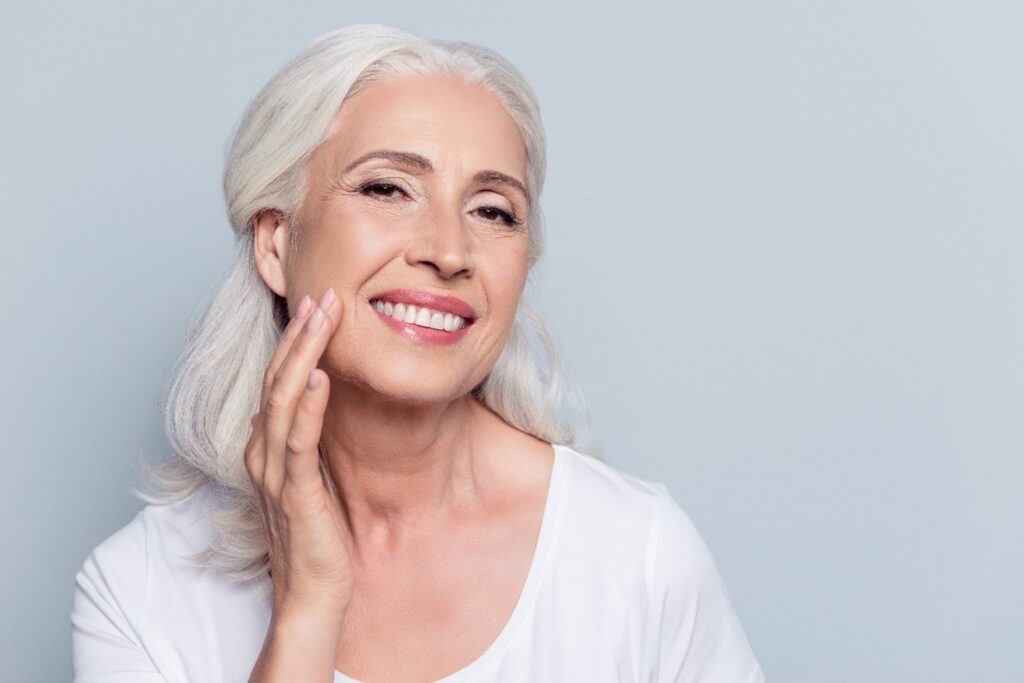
[133,24,596,583]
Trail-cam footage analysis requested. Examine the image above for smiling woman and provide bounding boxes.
[70,24,764,683]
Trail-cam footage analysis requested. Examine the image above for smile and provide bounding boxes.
[370,299,469,332]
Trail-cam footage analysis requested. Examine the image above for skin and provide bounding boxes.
[246,73,556,682]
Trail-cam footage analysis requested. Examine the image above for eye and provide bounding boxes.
[473,206,522,228]
[358,181,409,200]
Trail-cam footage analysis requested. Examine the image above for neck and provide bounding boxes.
[318,384,490,546]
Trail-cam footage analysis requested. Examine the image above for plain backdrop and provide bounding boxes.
[2,1,1022,681]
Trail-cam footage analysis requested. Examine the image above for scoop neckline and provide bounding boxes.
[333,442,571,683]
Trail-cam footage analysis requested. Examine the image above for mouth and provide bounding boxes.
[368,289,477,345]
[370,299,473,332]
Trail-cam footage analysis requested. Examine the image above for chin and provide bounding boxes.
[334,361,481,407]
[374,381,469,406]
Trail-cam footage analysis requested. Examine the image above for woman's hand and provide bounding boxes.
[244,287,354,622]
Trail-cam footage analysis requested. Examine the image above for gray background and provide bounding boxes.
[2,1,1021,681]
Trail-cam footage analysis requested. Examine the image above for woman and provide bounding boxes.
[71,24,764,682]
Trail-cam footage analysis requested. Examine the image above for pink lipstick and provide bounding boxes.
[370,289,476,319]
[368,289,476,346]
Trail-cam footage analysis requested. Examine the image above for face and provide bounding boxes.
[255,73,532,405]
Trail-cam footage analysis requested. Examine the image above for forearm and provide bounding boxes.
[249,609,343,683]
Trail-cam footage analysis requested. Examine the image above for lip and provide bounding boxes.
[370,303,472,346]
[369,289,477,320]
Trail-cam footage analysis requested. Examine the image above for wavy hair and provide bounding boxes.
[133,24,595,584]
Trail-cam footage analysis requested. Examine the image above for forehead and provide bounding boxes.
[319,73,528,180]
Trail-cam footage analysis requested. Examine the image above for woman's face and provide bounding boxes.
[259,73,532,405]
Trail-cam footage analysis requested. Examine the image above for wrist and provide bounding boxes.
[250,608,343,683]
[272,600,347,637]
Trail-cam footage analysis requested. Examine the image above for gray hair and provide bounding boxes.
[133,24,595,584]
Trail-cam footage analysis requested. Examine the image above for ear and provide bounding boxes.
[252,209,291,298]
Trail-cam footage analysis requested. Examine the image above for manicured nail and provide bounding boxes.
[306,369,321,391]
[295,295,311,318]
[305,308,325,334]
[318,287,335,310]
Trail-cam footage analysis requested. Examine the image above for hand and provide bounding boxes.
[244,287,353,621]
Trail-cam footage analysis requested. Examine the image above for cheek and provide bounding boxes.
[300,208,404,286]
[339,209,407,255]
[489,241,531,304]
[475,244,530,345]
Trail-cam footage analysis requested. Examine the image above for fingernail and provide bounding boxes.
[295,295,311,318]
[305,307,325,334]
[318,287,335,310]
[306,369,321,391]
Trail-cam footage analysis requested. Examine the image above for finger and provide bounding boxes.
[263,290,343,494]
[282,368,331,495]
[261,294,316,407]
[243,412,265,489]
[242,412,276,567]
[244,412,278,554]
[255,291,318,491]
[263,291,342,493]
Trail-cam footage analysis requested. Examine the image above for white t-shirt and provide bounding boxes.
[72,443,765,682]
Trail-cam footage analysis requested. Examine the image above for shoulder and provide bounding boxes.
[552,444,681,579]
[584,464,765,682]
[140,482,223,556]
[74,483,222,600]
[71,483,221,655]
[72,486,275,680]
[555,444,717,571]
[102,483,220,555]
[556,444,668,520]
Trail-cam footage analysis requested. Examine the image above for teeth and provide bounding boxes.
[371,300,469,332]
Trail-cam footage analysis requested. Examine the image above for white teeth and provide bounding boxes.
[372,299,469,332]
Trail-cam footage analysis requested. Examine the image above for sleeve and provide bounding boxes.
[71,508,168,682]
[645,485,765,683]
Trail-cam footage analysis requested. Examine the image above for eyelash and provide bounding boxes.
[357,181,523,229]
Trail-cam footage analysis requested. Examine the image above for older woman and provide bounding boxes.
[72,24,764,683]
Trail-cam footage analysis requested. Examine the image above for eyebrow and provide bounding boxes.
[343,149,531,204]
[344,150,432,174]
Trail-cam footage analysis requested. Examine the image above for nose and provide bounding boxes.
[404,202,474,280]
